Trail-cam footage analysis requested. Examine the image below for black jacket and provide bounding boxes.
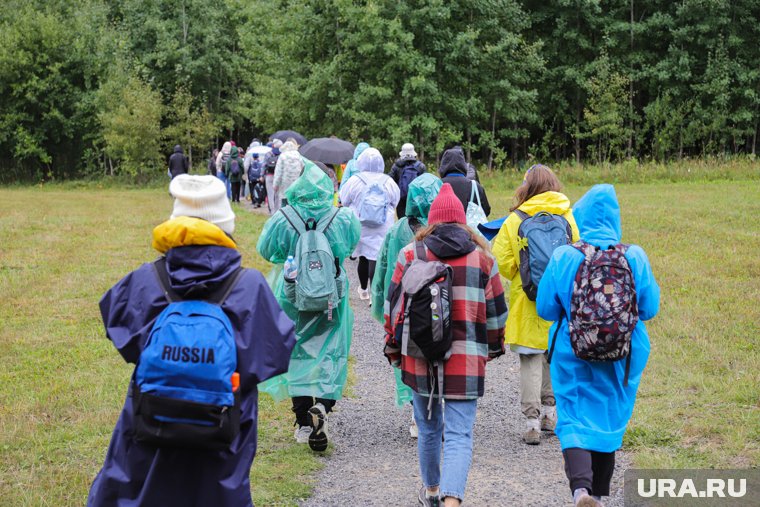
[390,158,426,183]
[168,145,189,179]
[438,149,490,217]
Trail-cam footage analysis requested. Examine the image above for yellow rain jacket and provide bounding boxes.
[492,191,579,350]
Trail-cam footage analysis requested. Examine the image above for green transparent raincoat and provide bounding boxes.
[370,173,442,406]
[257,164,361,401]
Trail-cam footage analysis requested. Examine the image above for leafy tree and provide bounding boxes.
[163,87,217,169]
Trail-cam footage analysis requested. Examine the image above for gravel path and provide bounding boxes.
[301,259,627,506]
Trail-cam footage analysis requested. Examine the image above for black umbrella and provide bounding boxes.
[299,137,355,165]
[270,130,307,146]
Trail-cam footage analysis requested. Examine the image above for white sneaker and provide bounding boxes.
[308,403,329,452]
[410,413,418,439]
[294,425,311,444]
[541,405,557,433]
[357,287,370,300]
[523,418,541,445]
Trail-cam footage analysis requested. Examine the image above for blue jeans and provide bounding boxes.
[413,393,478,502]
[217,172,232,199]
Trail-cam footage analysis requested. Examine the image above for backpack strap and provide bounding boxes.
[279,206,307,235]
[316,207,341,234]
[414,240,427,261]
[547,314,563,364]
[514,209,530,221]
[469,180,482,208]
[153,257,243,305]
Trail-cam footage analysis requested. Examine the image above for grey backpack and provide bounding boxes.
[280,206,345,319]
[515,209,572,301]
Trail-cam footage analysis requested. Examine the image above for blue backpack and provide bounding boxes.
[397,161,421,198]
[515,209,572,301]
[357,174,389,226]
[248,160,263,181]
[132,258,243,450]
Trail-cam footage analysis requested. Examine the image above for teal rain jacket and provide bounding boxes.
[537,184,660,452]
[257,163,361,401]
[370,173,442,406]
[340,142,369,187]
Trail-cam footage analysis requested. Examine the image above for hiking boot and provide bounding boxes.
[418,486,441,507]
[523,418,541,445]
[541,405,557,433]
[357,287,370,300]
[294,425,311,444]
[308,403,328,452]
[573,488,601,506]
[410,413,418,439]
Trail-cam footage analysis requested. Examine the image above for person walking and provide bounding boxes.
[383,183,507,507]
[492,164,579,444]
[263,140,282,213]
[371,173,442,438]
[273,144,305,208]
[87,174,296,506]
[216,141,233,199]
[225,146,244,203]
[256,163,361,451]
[390,143,427,218]
[247,154,265,207]
[208,148,219,176]
[339,147,400,302]
[437,148,490,218]
[537,184,660,506]
[167,145,189,179]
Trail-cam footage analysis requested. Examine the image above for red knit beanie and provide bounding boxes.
[428,183,466,225]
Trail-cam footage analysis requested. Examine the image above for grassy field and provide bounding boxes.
[1,171,758,505]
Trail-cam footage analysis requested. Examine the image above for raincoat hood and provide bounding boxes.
[424,224,476,259]
[357,147,385,173]
[517,191,572,216]
[280,141,298,152]
[285,162,333,211]
[230,146,240,159]
[405,173,442,219]
[439,148,467,177]
[221,141,232,155]
[353,142,369,159]
[173,145,183,153]
[572,184,621,248]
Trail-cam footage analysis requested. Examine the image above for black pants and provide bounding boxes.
[563,448,616,496]
[231,181,241,202]
[357,256,376,290]
[292,396,336,427]
[396,197,407,219]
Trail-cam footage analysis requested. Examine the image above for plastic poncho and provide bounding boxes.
[273,150,305,200]
[340,142,369,187]
[536,184,660,452]
[370,174,442,406]
[88,218,296,507]
[339,148,400,260]
[492,191,580,351]
[256,164,361,401]
[225,146,243,183]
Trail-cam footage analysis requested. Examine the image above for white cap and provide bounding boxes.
[169,175,235,234]
[400,143,417,159]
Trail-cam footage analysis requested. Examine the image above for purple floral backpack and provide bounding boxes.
[548,241,639,385]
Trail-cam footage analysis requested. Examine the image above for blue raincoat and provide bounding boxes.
[536,184,660,452]
[339,141,369,187]
[87,222,296,507]
[257,164,361,401]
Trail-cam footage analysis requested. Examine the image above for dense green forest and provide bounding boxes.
[1,0,758,181]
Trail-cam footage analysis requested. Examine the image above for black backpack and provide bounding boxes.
[265,154,279,175]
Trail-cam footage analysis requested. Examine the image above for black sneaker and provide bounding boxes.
[418,486,441,507]
[308,403,328,452]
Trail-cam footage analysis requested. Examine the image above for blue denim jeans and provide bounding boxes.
[413,393,478,501]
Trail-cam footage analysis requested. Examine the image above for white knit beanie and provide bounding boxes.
[400,143,417,159]
[169,175,235,234]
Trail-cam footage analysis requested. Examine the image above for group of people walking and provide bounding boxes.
[90,139,659,507]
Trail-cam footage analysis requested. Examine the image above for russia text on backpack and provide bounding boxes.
[132,258,243,450]
[514,209,572,301]
[397,161,421,198]
[548,241,639,386]
[356,175,388,226]
[388,241,453,416]
[279,206,345,319]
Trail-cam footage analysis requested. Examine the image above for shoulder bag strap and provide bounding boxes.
[546,314,563,364]
[153,257,181,303]
[514,209,530,221]
[469,180,482,207]
[316,207,341,234]
[279,206,307,236]
[208,268,244,305]
[414,240,427,261]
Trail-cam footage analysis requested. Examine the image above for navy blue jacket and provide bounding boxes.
[87,245,296,506]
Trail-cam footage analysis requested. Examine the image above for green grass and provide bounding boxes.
[481,176,760,469]
[1,169,759,505]
[0,189,321,506]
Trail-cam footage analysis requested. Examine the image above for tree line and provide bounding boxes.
[1,0,758,182]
